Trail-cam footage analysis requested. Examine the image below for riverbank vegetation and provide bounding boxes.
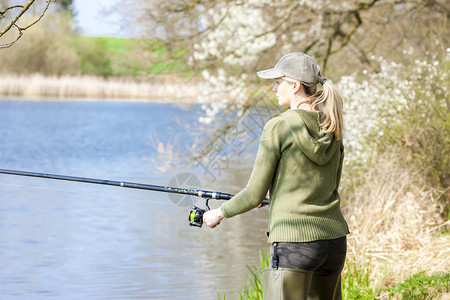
[0,73,198,101]
[0,4,194,100]
[0,30,197,100]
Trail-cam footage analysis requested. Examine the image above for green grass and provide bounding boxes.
[219,251,270,300]
[387,272,450,299]
[74,36,137,56]
[220,253,450,300]
[70,36,193,77]
[238,251,271,299]
[342,259,375,299]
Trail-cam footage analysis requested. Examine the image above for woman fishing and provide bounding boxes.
[203,52,350,299]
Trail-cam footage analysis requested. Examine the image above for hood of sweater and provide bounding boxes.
[283,109,339,165]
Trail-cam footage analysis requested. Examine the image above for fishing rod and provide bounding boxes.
[0,168,269,227]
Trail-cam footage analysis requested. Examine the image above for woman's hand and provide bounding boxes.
[203,207,225,229]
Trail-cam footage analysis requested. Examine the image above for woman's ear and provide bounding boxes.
[292,81,301,93]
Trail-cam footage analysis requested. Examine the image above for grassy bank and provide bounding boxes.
[0,74,199,102]
[343,154,449,289]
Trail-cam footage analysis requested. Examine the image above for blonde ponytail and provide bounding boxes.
[311,80,343,140]
[285,74,344,140]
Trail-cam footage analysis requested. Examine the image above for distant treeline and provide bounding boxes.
[0,13,192,79]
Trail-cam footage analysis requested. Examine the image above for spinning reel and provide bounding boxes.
[188,198,211,227]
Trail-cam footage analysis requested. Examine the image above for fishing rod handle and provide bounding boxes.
[201,192,270,205]
[197,190,234,200]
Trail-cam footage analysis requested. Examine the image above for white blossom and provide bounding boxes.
[339,52,449,168]
[193,2,277,66]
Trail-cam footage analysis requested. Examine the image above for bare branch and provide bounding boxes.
[0,5,24,17]
[21,0,54,31]
[0,0,55,49]
[0,0,36,38]
[0,25,23,49]
[323,0,380,70]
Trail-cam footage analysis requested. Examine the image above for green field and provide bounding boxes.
[71,36,192,77]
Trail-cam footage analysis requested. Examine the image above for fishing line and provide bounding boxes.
[0,181,171,206]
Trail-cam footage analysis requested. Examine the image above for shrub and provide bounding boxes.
[0,13,80,76]
[71,36,115,77]
[338,50,449,211]
[387,272,450,300]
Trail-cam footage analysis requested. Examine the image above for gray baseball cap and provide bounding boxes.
[256,52,321,83]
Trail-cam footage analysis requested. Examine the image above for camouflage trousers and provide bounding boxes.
[263,236,347,300]
[272,236,347,273]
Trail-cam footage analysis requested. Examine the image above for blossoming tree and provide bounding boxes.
[125,0,448,190]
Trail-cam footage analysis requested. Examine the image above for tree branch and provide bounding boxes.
[0,0,36,38]
[0,5,24,17]
[322,0,381,70]
[0,0,55,49]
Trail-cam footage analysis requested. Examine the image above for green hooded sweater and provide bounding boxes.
[221,109,349,243]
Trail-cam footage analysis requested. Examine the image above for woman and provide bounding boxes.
[203,52,349,300]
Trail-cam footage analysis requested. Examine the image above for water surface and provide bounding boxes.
[0,100,269,299]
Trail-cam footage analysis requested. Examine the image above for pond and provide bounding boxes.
[0,100,270,299]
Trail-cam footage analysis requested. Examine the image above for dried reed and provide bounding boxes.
[342,151,449,292]
[0,73,200,102]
